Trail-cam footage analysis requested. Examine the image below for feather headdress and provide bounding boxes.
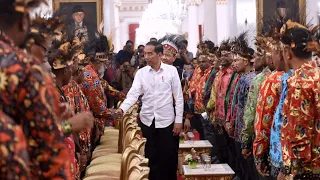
[158,34,185,55]
[231,31,253,61]
[0,0,47,14]
[47,36,83,70]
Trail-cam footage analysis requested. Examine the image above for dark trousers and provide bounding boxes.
[140,119,179,180]
[190,114,205,140]
[212,126,228,164]
[235,141,249,180]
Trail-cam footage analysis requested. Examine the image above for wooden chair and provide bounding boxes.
[127,165,150,180]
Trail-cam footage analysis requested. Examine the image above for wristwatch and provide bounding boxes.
[61,121,73,137]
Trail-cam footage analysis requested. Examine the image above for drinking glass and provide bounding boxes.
[187,131,195,144]
[204,158,211,171]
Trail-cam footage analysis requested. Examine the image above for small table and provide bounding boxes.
[182,164,234,180]
[178,140,213,174]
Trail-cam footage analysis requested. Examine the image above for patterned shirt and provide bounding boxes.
[101,79,126,102]
[234,71,257,142]
[62,80,91,175]
[188,66,213,114]
[242,67,271,149]
[269,70,293,168]
[0,34,71,179]
[81,64,111,138]
[281,62,320,176]
[207,71,219,123]
[0,111,30,180]
[225,73,241,136]
[203,68,218,107]
[209,67,234,126]
[253,71,284,164]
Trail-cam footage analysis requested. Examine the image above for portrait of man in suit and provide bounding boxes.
[66,5,95,42]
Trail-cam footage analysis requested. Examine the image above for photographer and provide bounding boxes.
[131,44,145,68]
[116,40,134,65]
[174,40,193,69]
[115,60,134,95]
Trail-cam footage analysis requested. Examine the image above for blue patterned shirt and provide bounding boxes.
[269,69,294,167]
[234,71,257,142]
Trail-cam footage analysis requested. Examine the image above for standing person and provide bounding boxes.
[115,60,134,94]
[0,0,74,178]
[131,44,145,68]
[279,21,320,180]
[185,50,213,140]
[230,32,257,180]
[115,41,183,180]
[174,40,193,69]
[253,39,286,180]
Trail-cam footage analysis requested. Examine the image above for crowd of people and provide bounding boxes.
[0,0,319,180]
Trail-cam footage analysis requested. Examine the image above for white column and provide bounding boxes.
[203,0,217,43]
[307,0,318,26]
[186,0,202,55]
[114,0,122,52]
[227,0,237,37]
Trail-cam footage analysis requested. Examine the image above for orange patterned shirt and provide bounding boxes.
[253,71,283,164]
[281,62,320,176]
[188,66,213,114]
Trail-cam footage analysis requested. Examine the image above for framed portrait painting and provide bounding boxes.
[53,0,103,42]
[256,0,306,34]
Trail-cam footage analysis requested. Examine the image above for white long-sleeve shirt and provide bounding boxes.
[120,63,184,128]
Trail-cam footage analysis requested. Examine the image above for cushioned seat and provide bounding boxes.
[91,148,118,160]
[94,141,118,150]
[90,154,122,165]
[100,137,119,145]
[83,175,119,180]
[103,128,119,137]
[85,163,121,177]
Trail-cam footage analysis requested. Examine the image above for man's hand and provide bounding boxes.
[242,149,252,159]
[256,162,270,177]
[68,112,94,133]
[225,122,233,136]
[173,123,182,136]
[115,108,124,120]
[59,103,74,119]
[277,172,285,180]
[184,119,191,132]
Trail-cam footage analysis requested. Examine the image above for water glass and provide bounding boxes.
[204,158,211,171]
[187,131,195,144]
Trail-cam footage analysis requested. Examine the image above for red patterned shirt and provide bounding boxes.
[214,67,234,126]
[0,111,30,180]
[81,64,111,141]
[281,62,320,176]
[62,80,91,176]
[253,71,283,163]
[188,66,213,114]
[0,34,71,179]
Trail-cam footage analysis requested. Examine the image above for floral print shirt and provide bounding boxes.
[81,64,111,138]
[0,111,30,180]
[269,70,293,168]
[234,71,257,143]
[188,66,213,114]
[253,71,284,164]
[212,67,234,126]
[281,62,320,176]
[242,67,271,149]
[203,68,218,107]
[225,73,241,136]
[0,34,71,179]
[62,80,91,175]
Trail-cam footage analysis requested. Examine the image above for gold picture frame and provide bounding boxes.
[53,0,103,30]
[256,0,306,34]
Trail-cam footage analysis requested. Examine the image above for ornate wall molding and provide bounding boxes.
[119,5,146,12]
[114,0,122,7]
[216,0,227,5]
[186,0,202,6]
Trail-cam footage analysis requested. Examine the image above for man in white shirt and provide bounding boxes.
[115,41,183,180]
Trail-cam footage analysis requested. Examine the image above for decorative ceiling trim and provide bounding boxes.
[216,0,227,5]
[119,5,147,12]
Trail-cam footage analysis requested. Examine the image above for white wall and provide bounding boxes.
[307,0,319,26]
[236,0,256,48]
